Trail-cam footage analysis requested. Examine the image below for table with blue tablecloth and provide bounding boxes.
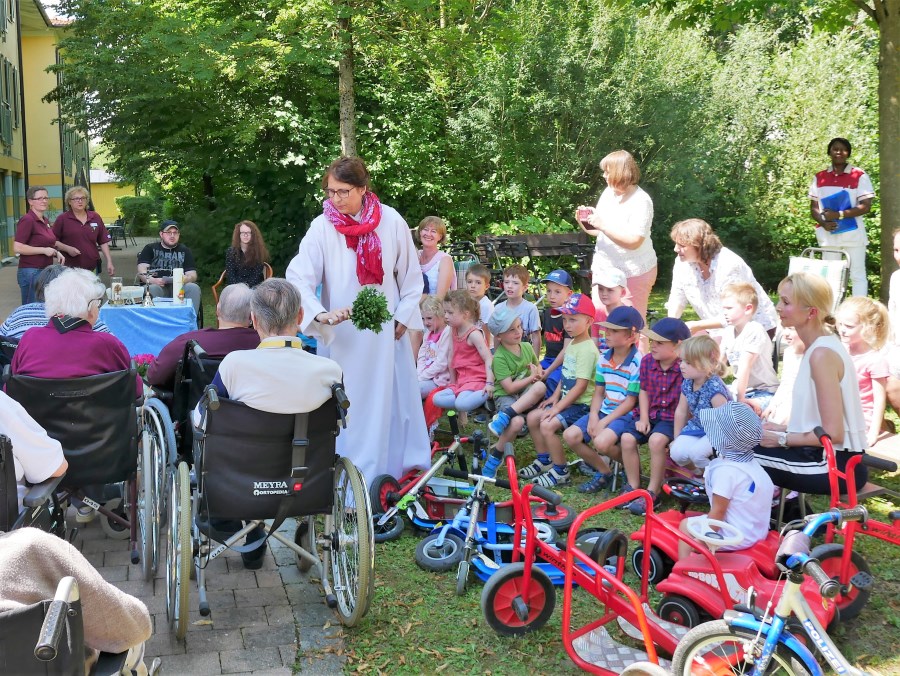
[99,299,197,356]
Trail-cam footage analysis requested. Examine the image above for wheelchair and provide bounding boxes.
[166,384,374,639]
[0,434,66,536]
[3,366,176,582]
[0,574,158,675]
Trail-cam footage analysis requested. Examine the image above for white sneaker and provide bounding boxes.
[532,467,570,487]
[518,458,552,479]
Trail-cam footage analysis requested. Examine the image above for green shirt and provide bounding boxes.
[492,342,539,399]
[559,338,600,407]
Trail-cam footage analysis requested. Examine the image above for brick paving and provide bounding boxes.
[73,515,348,675]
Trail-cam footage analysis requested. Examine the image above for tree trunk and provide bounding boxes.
[202,172,216,211]
[337,4,357,157]
[879,1,900,300]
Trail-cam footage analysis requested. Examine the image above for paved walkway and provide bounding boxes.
[2,244,349,674]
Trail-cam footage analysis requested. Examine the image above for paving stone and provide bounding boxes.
[186,628,243,653]
[293,605,334,628]
[205,569,260,591]
[263,605,294,627]
[206,605,268,631]
[80,537,120,554]
[99,565,129,582]
[234,586,288,608]
[254,570,283,588]
[294,653,345,674]
[298,626,342,653]
[113,579,155,596]
[278,644,298,667]
[219,646,284,674]
[277,565,307,585]
[284,582,322,606]
[104,549,135,567]
[154,650,222,675]
[242,624,296,650]
[145,631,187,657]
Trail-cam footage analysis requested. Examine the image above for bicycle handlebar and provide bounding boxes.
[805,559,840,599]
[862,454,898,472]
[443,468,512,490]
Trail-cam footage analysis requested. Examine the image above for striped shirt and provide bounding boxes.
[595,345,641,415]
[0,303,111,339]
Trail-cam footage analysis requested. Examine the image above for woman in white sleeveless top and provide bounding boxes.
[754,272,868,494]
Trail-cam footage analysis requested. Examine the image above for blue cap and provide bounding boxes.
[597,306,644,331]
[541,269,573,289]
[642,317,691,342]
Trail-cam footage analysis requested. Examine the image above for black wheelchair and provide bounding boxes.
[0,434,66,536]
[4,367,176,582]
[166,385,374,639]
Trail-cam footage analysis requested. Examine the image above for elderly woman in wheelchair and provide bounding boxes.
[165,279,375,639]
[5,267,176,583]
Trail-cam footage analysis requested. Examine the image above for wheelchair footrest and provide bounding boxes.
[851,571,875,591]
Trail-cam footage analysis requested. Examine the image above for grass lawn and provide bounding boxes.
[332,290,900,675]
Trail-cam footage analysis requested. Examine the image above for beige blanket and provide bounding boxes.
[0,528,151,654]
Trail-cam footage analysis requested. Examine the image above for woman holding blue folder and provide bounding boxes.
[808,137,875,296]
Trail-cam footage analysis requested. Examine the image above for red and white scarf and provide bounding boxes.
[323,191,384,285]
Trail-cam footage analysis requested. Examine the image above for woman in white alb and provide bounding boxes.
[575,150,657,319]
[286,157,429,486]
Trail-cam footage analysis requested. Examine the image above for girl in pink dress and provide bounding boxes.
[432,290,493,411]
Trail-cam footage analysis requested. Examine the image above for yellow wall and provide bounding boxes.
[22,34,62,210]
[91,181,135,224]
[0,5,25,255]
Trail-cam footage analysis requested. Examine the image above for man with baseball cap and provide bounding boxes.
[137,220,202,311]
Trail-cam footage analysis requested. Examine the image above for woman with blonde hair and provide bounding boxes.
[576,150,657,319]
[755,272,867,494]
[224,220,270,287]
[666,218,777,337]
[53,186,115,276]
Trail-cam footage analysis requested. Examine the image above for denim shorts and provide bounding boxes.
[571,411,631,443]
[618,417,675,445]
[553,402,590,430]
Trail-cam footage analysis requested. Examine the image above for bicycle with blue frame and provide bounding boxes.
[670,505,875,675]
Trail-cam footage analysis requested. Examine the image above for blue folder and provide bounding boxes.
[820,190,857,234]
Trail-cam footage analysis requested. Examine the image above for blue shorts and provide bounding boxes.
[618,417,675,445]
[571,412,631,443]
[552,403,590,430]
[540,355,563,400]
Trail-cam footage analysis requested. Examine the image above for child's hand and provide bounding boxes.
[539,404,557,423]
[528,364,541,381]
[483,383,494,396]
[586,413,603,438]
[743,398,763,416]
[635,419,651,435]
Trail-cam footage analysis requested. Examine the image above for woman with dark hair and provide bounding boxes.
[808,137,875,297]
[576,150,657,318]
[286,157,429,485]
[665,218,777,337]
[224,220,270,287]
[13,186,65,304]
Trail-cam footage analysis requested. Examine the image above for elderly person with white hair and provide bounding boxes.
[11,268,137,392]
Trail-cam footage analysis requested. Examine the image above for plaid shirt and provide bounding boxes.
[634,356,683,421]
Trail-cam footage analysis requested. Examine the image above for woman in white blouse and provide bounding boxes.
[576,150,657,319]
[665,218,777,337]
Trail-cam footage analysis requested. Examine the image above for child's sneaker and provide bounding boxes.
[577,471,613,494]
[576,460,595,477]
[616,484,636,508]
[488,411,511,437]
[532,467,570,488]
[481,452,503,479]
[626,491,661,516]
[518,458,552,479]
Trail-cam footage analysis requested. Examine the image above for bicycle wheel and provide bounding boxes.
[811,543,871,621]
[372,512,405,543]
[415,532,465,572]
[671,619,812,676]
[326,457,373,627]
[368,474,401,513]
[481,562,556,636]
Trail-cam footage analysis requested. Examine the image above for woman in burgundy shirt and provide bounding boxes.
[13,186,65,304]
[53,186,115,277]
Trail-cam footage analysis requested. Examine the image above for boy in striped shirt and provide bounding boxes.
[561,306,644,493]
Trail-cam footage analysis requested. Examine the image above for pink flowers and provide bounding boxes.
[132,353,154,377]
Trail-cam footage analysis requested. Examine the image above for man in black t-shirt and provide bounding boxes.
[136,220,202,311]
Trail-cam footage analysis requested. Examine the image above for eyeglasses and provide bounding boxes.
[324,188,353,199]
[30,196,50,201]
[70,196,87,202]
[239,230,252,236]
[88,295,108,310]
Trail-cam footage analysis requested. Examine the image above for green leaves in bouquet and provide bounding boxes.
[351,287,392,333]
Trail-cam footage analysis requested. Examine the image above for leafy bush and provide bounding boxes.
[115,195,160,236]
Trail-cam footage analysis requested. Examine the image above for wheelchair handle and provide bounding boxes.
[331,383,350,411]
[205,385,220,410]
[35,600,67,661]
[189,340,208,374]
[805,559,840,599]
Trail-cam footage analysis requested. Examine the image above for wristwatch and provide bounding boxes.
[777,431,789,448]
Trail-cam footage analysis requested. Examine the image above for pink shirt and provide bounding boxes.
[849,349,890,428]
[417,326,451,387]
[449,324,487,393]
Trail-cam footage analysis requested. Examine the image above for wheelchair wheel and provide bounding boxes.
[143,398,176,529]
[294,517,317,573]
[166,461,191,640]
[99,496,131,540]
[137,427,157,581]
[325,457,374,627]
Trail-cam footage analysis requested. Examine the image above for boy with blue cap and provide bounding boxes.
[538,269,575,394]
